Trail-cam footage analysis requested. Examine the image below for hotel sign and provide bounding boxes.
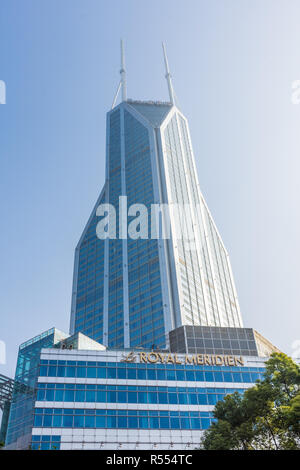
[121,351,244,367]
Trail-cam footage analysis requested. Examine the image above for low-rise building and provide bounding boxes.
[4,327,276,450]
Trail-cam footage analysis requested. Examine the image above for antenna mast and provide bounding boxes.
[120,39,127,102]
[111,39,127,109]
[162,42,175,105]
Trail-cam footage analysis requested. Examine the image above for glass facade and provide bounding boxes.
[70,102,171,349]
[30,351,265,445]
[125,110,165,349]
[33,408,215,431]
[5,330,271,449]
[106,108,124,348]
[31,434,61,451]
[72,188,106,344]
[35,383,251,407]
[37,359,264,384]
[169,325,259,356]
[5,327,279,449]
[163,113,242,328]
[5,328,67,448]
[70,100,243,350]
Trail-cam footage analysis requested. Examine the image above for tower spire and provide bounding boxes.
[162,42,175,105]
[111,39,127,109]
[120,39,127,102]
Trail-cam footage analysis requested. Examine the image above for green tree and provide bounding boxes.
[201,353,300,450]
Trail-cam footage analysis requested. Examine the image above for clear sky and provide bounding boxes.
[1,0,300,378]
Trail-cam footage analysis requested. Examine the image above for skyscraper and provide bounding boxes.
[69,42,243,351]
[3,42,286,451]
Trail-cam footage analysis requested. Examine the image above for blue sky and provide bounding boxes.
[1,0,300,378]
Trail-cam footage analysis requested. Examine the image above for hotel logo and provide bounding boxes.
[121,351,137,363]
[121,351,244,367]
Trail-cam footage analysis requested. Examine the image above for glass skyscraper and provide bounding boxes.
[2,43,286,451]
[69,44,243,351]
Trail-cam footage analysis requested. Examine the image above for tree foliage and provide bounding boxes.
[201,353,300,450]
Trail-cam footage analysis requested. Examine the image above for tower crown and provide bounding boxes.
[112,41,177,109]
